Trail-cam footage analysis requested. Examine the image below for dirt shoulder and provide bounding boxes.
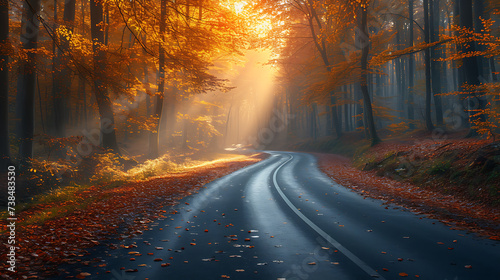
[314,151,500,239]
[1,153,267,279]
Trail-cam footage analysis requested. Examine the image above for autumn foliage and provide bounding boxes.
[0,153,266,278]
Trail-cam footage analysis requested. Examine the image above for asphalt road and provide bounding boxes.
[57,152,499,280]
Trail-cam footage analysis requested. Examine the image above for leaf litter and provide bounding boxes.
[0,153,267,279]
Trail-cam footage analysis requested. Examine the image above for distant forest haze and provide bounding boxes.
[0,0,499,178]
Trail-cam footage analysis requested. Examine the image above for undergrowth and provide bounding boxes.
[0,151,243,226]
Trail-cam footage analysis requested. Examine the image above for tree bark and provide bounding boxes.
[149,0,167,158]
[305,0,342,138]
[0,0,10,168]
[460,0,486,137]
[430,0,443,125]
[90,0,120,153]
[330,93,342,138]
[407,0,415,129]
[423,0,434,131]
[359,2,380,146]
[15,0,42,167]
[52,0,76,142]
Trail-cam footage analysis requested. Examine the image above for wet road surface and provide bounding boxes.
[57,152,500,279]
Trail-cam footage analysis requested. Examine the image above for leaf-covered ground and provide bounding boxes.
[315,147,500,239]
[1,153,267,279]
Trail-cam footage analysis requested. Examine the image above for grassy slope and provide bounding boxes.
[289,130,500,207]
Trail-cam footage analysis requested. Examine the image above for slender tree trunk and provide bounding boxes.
[330,93,342,138]
[408,0,415,129]
[460,0,486,137]
[15,0,42,167]
[326,104,332,136]
[149,0,167,157]
[473,0,485,79]
[306,0,342,138]
[53,0,76,140]
[453,0,468,128]
[78,76,87,129]
[359,2,380,146]
[36,74,45,133]
[423,0,434,131]
[0,0,11,168]
[430,0,443,125]
[79,0,87,130]
[90,0,120,153]
[490,58,498,82]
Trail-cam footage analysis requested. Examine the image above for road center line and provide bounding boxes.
[272,153,385,279]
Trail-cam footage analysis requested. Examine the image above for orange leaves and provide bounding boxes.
[398,272,409,277]
[75,272,91,279]
[315,140,500,237]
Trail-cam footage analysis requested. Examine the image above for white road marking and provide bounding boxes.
[272,153,385,279]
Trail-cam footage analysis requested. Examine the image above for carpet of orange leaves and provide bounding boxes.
[315,151,500,239]
[1,153,267,279]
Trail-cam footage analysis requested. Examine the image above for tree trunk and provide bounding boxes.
[359,3,380,146]
[15,0,42,167]
[149,0,167,158]
[430,0,443,125]
[90,0,120,153]
[473,0,485,79]
[305,0,342,138]
[408,0,415,129]
[0,0,10,168]
[460,0,486,137]
[52,0,76,140]
[330,93,342,138]
[423,0,434,131]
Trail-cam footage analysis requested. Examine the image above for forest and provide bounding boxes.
[1,0,500,279]
[0,0,499,199]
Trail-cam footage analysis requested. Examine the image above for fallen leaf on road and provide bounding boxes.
[76,272,91,279]
[399,272,408,277]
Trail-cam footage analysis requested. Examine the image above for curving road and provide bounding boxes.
[58,152,499,279]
